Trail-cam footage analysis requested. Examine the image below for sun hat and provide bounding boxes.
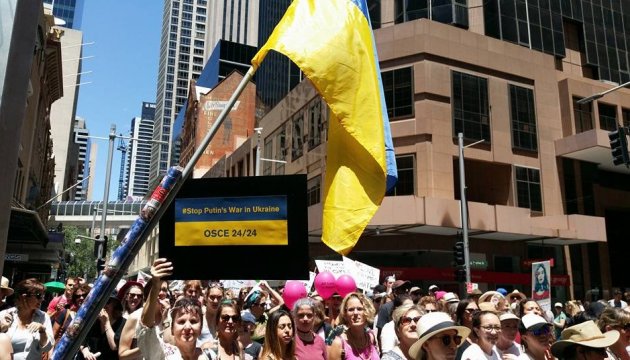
[392,280,411,290]
[550,320,620,358]
[408,312,470,360]
[520,313,549,331]
[428,285,439,292]
[410,286,422,294]
[479,291,505,303]
[443,292,459,304]
[508,289,526,301]
[1,277,14,297]
[499,312,519,321]
[554,302,563,308]
[468,288,482,296]
[478,302,498,313]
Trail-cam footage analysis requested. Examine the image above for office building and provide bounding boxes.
[151,0,260,186]
[126,103,155,198]
[72,117,90,200]
[43,0,84,29]
[49,27,84,200]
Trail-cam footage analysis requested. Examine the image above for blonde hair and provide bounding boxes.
[337,292,375,326]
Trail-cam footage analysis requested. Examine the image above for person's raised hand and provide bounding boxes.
[151,258,173,280]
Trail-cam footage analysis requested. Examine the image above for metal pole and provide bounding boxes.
[99,125,116,244]
[90,207,97,238]
[255,127,262,176]
[458,133,471,284]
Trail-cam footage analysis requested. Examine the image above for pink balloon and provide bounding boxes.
[282,281,307,310]
[314,271,337,300]
[336,274,357,298]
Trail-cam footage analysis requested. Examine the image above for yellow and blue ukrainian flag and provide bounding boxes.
[252,0,397,255]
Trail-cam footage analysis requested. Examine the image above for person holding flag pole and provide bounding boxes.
[52,1,395,358]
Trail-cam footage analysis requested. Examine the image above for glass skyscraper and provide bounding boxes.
[43,0,84,29]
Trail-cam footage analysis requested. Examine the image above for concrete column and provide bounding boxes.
[0,1,42,275]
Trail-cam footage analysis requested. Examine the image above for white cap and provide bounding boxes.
[429,285,439,291]
[443,292,459,303]
[521,313,549,331]
[554,302,563,308]
[499,312,520,321]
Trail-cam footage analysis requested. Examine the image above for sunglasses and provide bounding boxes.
[24,293,44,300]
[251,302,264,307]
[436,334,462,347]
[400,316,421,325]
[73,293,86,299]
[220,315,240,322]
[128,293,142,299]
[529,326,551,336]
[464,308,479,314]
[208,282,224,289]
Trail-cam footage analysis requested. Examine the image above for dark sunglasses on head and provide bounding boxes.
[400,316,421,325]
[436,334,462,347]
[220,314,240,322]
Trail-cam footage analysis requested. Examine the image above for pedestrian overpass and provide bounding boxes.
[49,200,146,229]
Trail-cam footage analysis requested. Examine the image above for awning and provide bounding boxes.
[9,207,49,246]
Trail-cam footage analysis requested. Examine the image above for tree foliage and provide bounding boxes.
[62,226,117,282]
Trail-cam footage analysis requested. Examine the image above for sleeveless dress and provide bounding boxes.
[339,332,380,360]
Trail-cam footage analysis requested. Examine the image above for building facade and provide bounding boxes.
[72,117,90,200]
[197,0,630,302]
[6,3,65,281]
[126,103,155,199]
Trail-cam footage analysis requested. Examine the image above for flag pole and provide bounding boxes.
[53,66,256,360]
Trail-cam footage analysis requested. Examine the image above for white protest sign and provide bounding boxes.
[315,260,346,279]
[343,256,380,291]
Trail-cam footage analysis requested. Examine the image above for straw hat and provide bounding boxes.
[479,290,504,303]
[1,277,13,297]
[508,289,526,301]
[408,312,470,360]
[550,320,619,358]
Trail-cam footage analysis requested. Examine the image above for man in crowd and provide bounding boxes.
[47,277,77,318]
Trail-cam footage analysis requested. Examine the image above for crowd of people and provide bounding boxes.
[0,265,629,360]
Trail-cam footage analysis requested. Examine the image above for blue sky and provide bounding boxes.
[76,2,162,201]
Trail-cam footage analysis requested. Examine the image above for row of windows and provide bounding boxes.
[572,98,630,133]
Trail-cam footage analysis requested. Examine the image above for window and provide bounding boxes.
[623,108,630,128]
[292,112,304,160]
[386,155,415,196]
[573,97,593,133]
[263,138,273,175]
[274,126,287,175]
[307,176,321,206]
[452,71,490,142]
[598,103,617,131]
[515,166,542,212]
[509,85,537,151]
[382,67,413,119]
[308,99,324,149]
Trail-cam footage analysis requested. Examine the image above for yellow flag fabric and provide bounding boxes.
[252,0,388,255]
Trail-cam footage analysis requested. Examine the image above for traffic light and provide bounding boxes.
[93,235,108,260]
[608,127,629,166]
[453,240,465,266]
[454,267,466,282]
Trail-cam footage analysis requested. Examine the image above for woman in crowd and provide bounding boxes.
[291,298,326,360]
[380,294,413,353]
[138,258,210,360]
[328,292,379,360]
[551,320,619,360]
[494,312,522,359]
[519,313,552,360]
[260,310,295,360]
[79,295,127,360]
[597,307,630,359]
[0,333,11,360]
[53,283,90,346]
[119,264,171,360]
[245,281,284,344]
[454,299,479,359]
[211,302,243,360]
[381,304,423,360]
[238,287,251,312]
[198,282,224,347]
[460,310,501,359]
[518,299,544,318]
[312,300,332,341]
[119,281,144,319]
[1,278,54,359]
[418,297,439,314]
[239,311,262,360]
[408,311,470,360]
[183,280,204,303]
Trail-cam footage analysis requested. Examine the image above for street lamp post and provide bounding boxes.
[576,80,630,105]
